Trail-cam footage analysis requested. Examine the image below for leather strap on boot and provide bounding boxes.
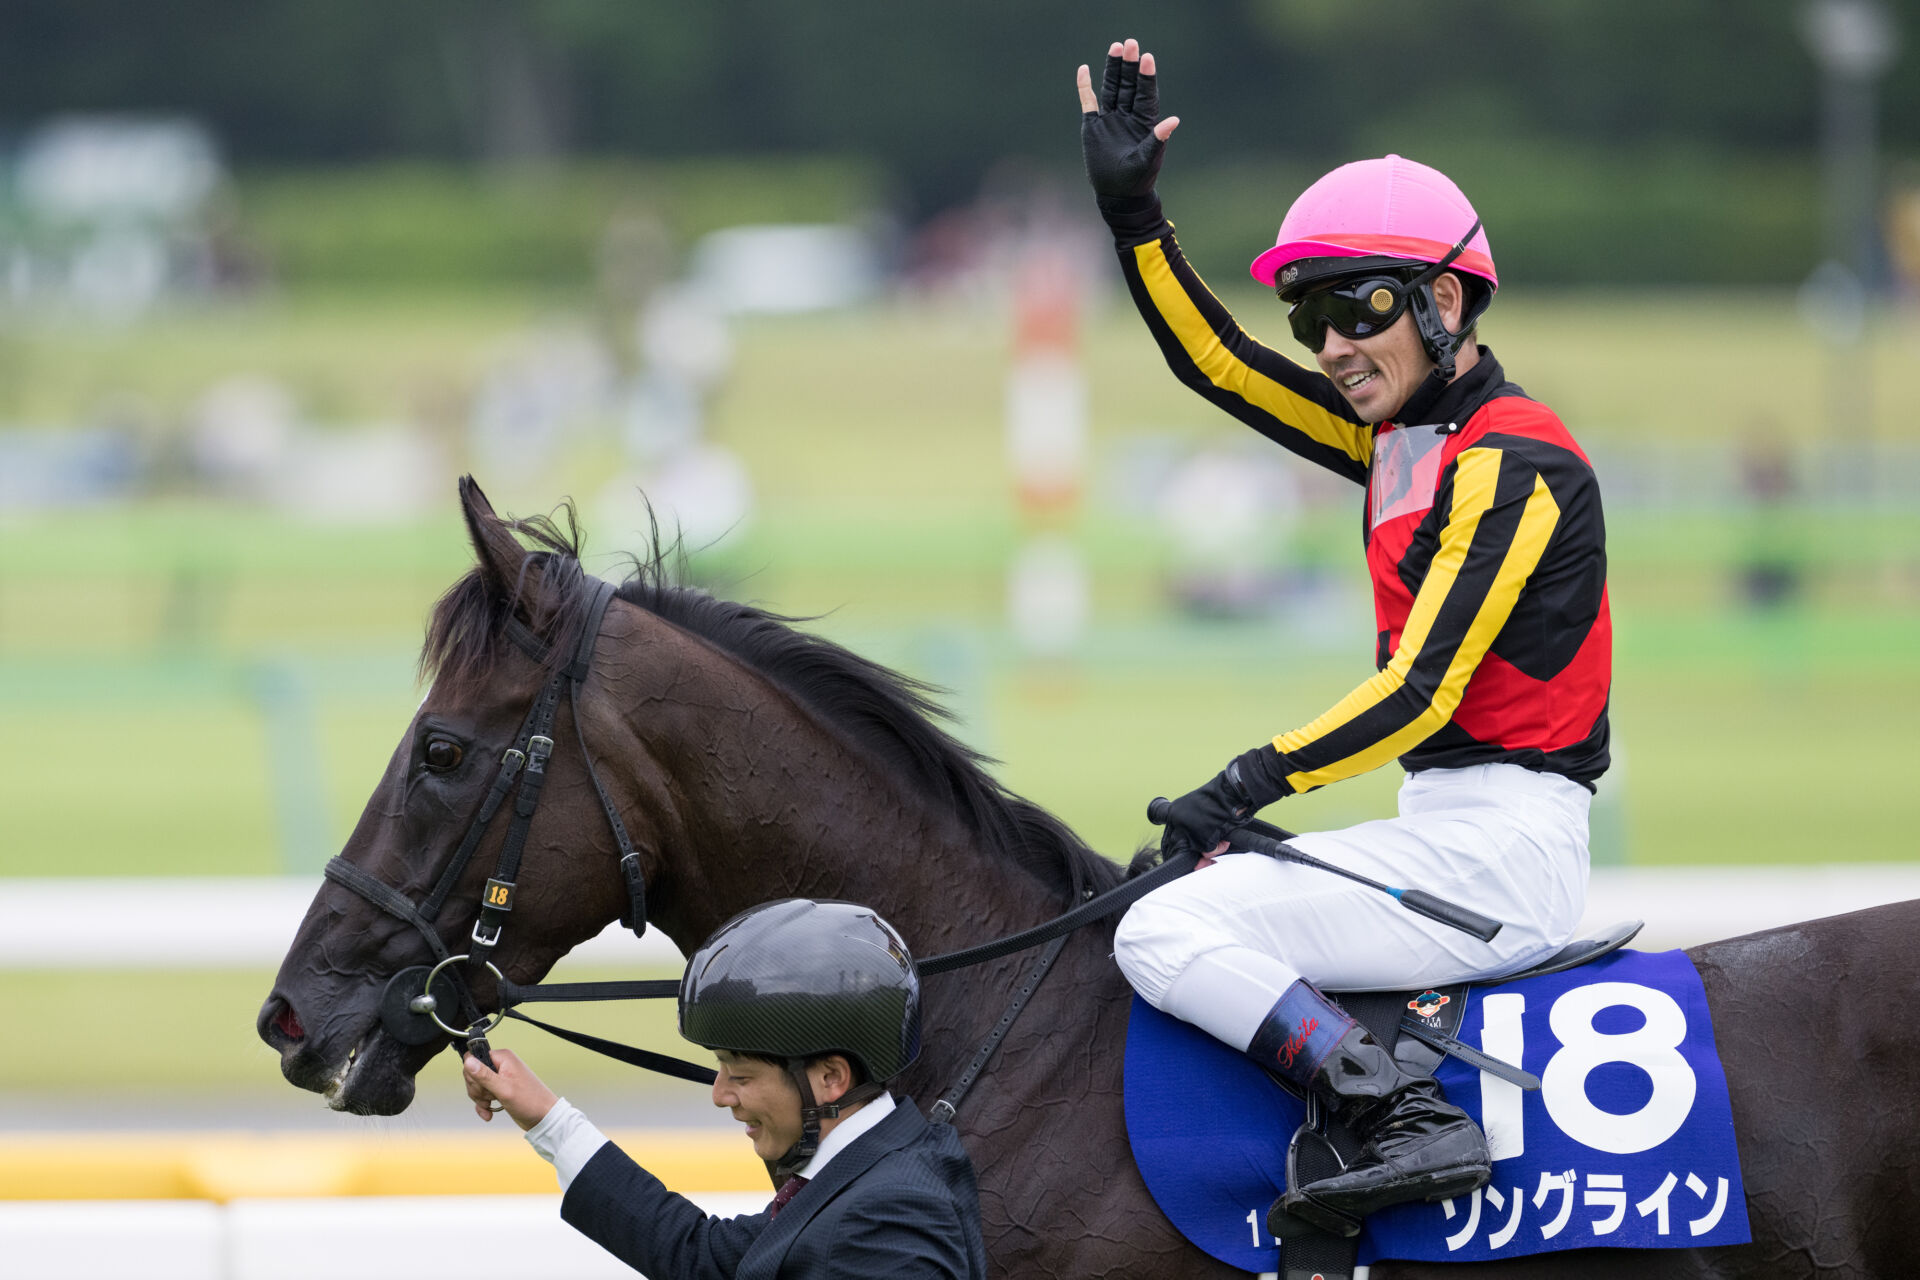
[1245,980,1356,1092]
[1312,1021,1422,1112]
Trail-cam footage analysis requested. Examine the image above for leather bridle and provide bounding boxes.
[322,575,648,1062]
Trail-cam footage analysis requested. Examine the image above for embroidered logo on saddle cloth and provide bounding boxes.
[1408,990,1451,1020]
[1122,949,1750,1274]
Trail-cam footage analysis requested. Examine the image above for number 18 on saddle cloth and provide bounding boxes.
[1123,948,1750,1272]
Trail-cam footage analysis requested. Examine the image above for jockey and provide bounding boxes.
[1077,41,1610,1235]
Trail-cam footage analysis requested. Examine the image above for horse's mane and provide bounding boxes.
[423,502,1122,903]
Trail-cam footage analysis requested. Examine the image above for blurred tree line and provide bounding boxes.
[3,0,1913,286]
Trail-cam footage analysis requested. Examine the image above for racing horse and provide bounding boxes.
[260,479,1918,1278]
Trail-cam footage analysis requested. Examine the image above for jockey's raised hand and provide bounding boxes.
[1077,38,1180,202]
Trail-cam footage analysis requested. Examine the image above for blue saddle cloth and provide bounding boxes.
[1123,949,1750,1272]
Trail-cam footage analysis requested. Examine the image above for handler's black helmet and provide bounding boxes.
[679,898,922,1083]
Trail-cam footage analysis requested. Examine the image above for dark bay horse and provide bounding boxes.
[260,479,1918,1278]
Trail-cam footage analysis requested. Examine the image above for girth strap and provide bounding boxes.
[930,933,1068,1124]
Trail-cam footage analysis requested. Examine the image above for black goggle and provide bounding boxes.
[1285,274,1419,353]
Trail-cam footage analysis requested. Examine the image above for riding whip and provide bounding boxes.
[1147,798,1505,942]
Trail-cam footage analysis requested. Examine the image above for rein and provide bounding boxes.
[328,567,1232,1118]
[490,843,1207,1110]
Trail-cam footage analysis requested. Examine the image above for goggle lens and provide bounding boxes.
[1286,277,1412,353]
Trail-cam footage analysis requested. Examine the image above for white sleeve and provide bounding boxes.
[523,1097,610,1191]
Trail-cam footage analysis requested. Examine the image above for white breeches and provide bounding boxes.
[1114,763,1591,1052]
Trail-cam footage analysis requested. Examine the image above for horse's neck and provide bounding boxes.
[620,623,1062,958]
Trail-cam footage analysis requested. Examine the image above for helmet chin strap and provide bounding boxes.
[771,1061,889,1184]
[1402,219,1487,383]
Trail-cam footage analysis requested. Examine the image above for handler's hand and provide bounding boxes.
[463,1048,557,1131]
[1076,37,1180,200]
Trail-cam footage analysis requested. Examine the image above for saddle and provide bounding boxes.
[1275,918,1643,1280]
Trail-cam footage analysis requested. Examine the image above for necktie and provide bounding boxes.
[768,1175,809,1220]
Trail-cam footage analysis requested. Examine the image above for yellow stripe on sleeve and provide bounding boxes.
[1268,448,1560,791]
[1133,241,1372,468]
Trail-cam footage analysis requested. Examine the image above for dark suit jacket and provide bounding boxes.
[561,1097,986,1280]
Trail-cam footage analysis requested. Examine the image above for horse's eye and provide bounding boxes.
[424,738,463,771]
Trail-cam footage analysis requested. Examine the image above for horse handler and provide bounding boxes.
[1077,39,1611,1235]
[463,899,987,1280]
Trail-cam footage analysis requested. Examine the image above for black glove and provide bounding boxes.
[1161,746,1292,856]
[1160,762,1254,857]
[1081,50,1166,200]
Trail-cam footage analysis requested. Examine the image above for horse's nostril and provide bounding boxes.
[274,1002,306,1041]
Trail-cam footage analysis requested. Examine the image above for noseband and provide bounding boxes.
[323,575,648,1056]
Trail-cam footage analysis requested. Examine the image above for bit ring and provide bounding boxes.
[422,954,507,1038]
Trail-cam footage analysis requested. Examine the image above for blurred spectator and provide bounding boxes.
[1737,420,1803,609]
[189,375,299,499]
[468,324,615,480]
[7,117,232,318]
[0,425,143,509]
[687,224,880,316]
[1156,445,1305,620]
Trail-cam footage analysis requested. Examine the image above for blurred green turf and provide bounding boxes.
[236,159,885,294]
[1,605,1914,874]
[1,292,1916,881]
[2,285,1917,444]
[0,294,550,427]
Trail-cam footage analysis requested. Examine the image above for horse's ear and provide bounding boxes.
[458,476,526,598]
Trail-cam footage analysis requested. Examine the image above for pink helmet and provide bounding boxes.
[1249,155,1498,293]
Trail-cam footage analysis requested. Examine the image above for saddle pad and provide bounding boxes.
[1124,949,1750,1272]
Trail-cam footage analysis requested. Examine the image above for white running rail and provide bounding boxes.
[3,867,1918,968]
[0,1194,772,1280]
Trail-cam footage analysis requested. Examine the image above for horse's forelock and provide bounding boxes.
[420,502,594,700]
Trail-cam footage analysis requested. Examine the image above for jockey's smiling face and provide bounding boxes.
[1312,270,1471,425]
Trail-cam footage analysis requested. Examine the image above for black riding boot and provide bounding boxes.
[1246,980,1490,1237]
